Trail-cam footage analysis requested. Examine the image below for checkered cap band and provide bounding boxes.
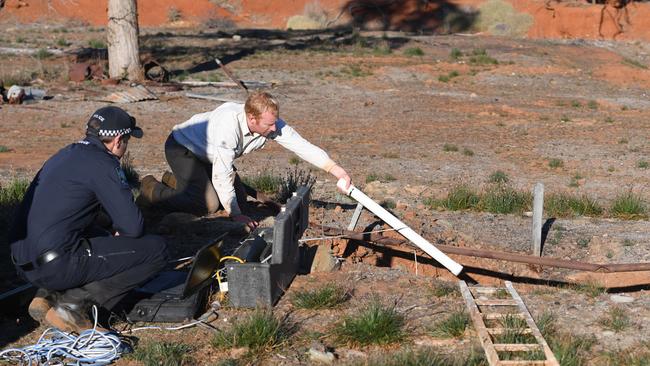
[98,128,132,137]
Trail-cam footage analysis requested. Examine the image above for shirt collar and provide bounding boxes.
[238,110,254,137]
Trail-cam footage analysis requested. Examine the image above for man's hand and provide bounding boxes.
[232,214,259,230]
[330,165,352,192]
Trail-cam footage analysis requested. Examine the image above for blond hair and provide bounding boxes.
[244,91,279,119]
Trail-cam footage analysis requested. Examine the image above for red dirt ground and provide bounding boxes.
[3,0,650,41]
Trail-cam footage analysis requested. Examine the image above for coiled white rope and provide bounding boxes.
[0,306,123,365]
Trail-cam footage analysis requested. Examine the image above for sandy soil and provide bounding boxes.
[1,17,650,366]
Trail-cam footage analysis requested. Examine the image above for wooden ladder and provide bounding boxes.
[459,281,559,366]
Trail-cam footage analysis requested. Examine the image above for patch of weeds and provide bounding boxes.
[443,143,459,152]
[60,122,70,128]
[56,38,69,47]
[560,115,571,123]
[341,64,372,77]
[570,100,581,108]
[469,48,498,65]
[587,100,598,110]
[548,158,564,168]
[381,152,399,159]
[637,160,649,169]
[15,36,27,43]
[429,281,458,297]
[549,334,595,366]
[546,229,563,245]
[488,170,509,184]
[606,250,613,259]
[131,342,194,366]
[607,166,615,172]
[439,70,460,82]
[438,74,451,82]
[604,344,650,366]
[380,199,396,209]
[536,311,557,339]
[364,347,484,366]
[276,167,316,203]
[605,116,614,123]
[291,284,349,309]
[598,307,630,332]
[480,185,531,214]
[462,148,475,156]
[623,57,648,69]
[619,138,629,144]
[242,171,281,194]
[167,6,182,22]
[35,48,52,60]
[569,173,583,188]
[450,48,463,60]
[621,105,630,111]
[437,185,480,211]
[623,239,634,247]
[288,155,300,165]
[88,39,106,49]
[333,300,404,346]
[495,288,509,299]
[211,307,290,352]
[430,311,468,338]
[610,192,647,219]
[572,281,606,298]
[175,70,190,82]
[404,47,424,57]
[545,193,603,217]
[365,173,396,183]
[576,237,590,248]
[120,152,140,188]
[0,146,10,153]
[494,315,536,344]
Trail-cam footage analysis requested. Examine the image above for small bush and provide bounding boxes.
[437,185,480,211]
[572,281,605,298]
[0,146,10,153]
[333,300,404,346]
[341,64,372,77]
[380,199,396,209]
[480,185,531,214]
[545,193,603,218]
[560,115,571,123]
[288,155,301,165]
[404,47,424,57]
[488,170,509,184]
[469,49,498,65]
[548,158,564,168]
[450,48,463,60]
[35,48,52,60]
[599,307,630,332]
[56,38,69,47]
[131,342,194,366]
[548,334,595,366]
[604,345,650,366]
[381,152,399,159]
[605,116,614,123]
[211,308,290,352]
[276,167,316,203]
[577,237,590,248]
[438,74,450,83]
[610,192,647,219]
[429,282,458,297]
[242,171,282,194]
[637,160,649,169]
[570,100,581,108]
[430,311,468,338]
[291,284,349,309]
[88,39,106,49]
[494,315,536,345]
[462,148,475,156]
[587,100,598,110]
[168,6,182,22]
[364,347,485,366]
[443,143,459,152]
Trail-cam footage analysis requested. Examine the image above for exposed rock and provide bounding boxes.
[610,294,634,303]
[311,244,340,273]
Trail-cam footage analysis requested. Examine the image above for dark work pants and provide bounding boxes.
[153,134,221,215]
[23,234,168,310]
[154,134,248,215]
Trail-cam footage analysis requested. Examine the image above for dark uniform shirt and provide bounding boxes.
[9,135,143,266]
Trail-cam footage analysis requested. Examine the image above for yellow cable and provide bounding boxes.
[219,256,245,263]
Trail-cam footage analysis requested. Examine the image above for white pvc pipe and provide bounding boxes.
[337,179,463,276]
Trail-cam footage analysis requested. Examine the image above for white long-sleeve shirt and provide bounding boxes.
[171,103,336,215]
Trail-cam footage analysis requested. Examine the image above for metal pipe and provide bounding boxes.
[337,179,463,276]
[315,224,650,273]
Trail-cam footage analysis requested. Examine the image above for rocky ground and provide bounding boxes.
[1,23,650,365]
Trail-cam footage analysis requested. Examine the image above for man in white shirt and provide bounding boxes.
[141,91,351,229]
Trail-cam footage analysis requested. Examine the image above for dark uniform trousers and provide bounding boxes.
[18,233,168,310]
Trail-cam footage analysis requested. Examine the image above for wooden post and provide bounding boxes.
[532,183,544,257]
[107,0,142,81]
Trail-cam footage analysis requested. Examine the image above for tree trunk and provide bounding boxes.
[107,0,142,81]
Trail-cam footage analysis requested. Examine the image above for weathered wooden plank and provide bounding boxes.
[484,313,525,319]
[493,343,542,352]
[487,328,533,335]
[476,299,518,306]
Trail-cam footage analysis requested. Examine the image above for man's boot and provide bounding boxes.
[138,175,160,205]
[43,303,97,334]
[28,289,53,324]
[161,171,177,189]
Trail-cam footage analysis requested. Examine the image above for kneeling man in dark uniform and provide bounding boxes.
[9,106,168,333]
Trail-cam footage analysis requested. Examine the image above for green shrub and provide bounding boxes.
[131,342,194,366]
[443,143,459,152]
[637,160,648,169]
[288,155,301,165]
[35,48,52,60]
[242,171,282,194]
[56,38,69,47]
[333,300,404,346]
[599,307,630,332]
[429,282,459,297]
[545,193,603,217]
[548,158,564,168]
[291,284,349,309]
[462,148,475,156]
[572,281,605,298]
[610,192,647,219]
[404,47,424,57]
[488,170,509,184]
[450,48,463,60]
[211,308,290,352]
[469,49,498,65]
[430,311,468,338]
[437,185,480,211]
[363,347,485,366]
[587,100,598,110]
[88,39,106,48]
[0,146,10,153]
[480,185,531,214]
